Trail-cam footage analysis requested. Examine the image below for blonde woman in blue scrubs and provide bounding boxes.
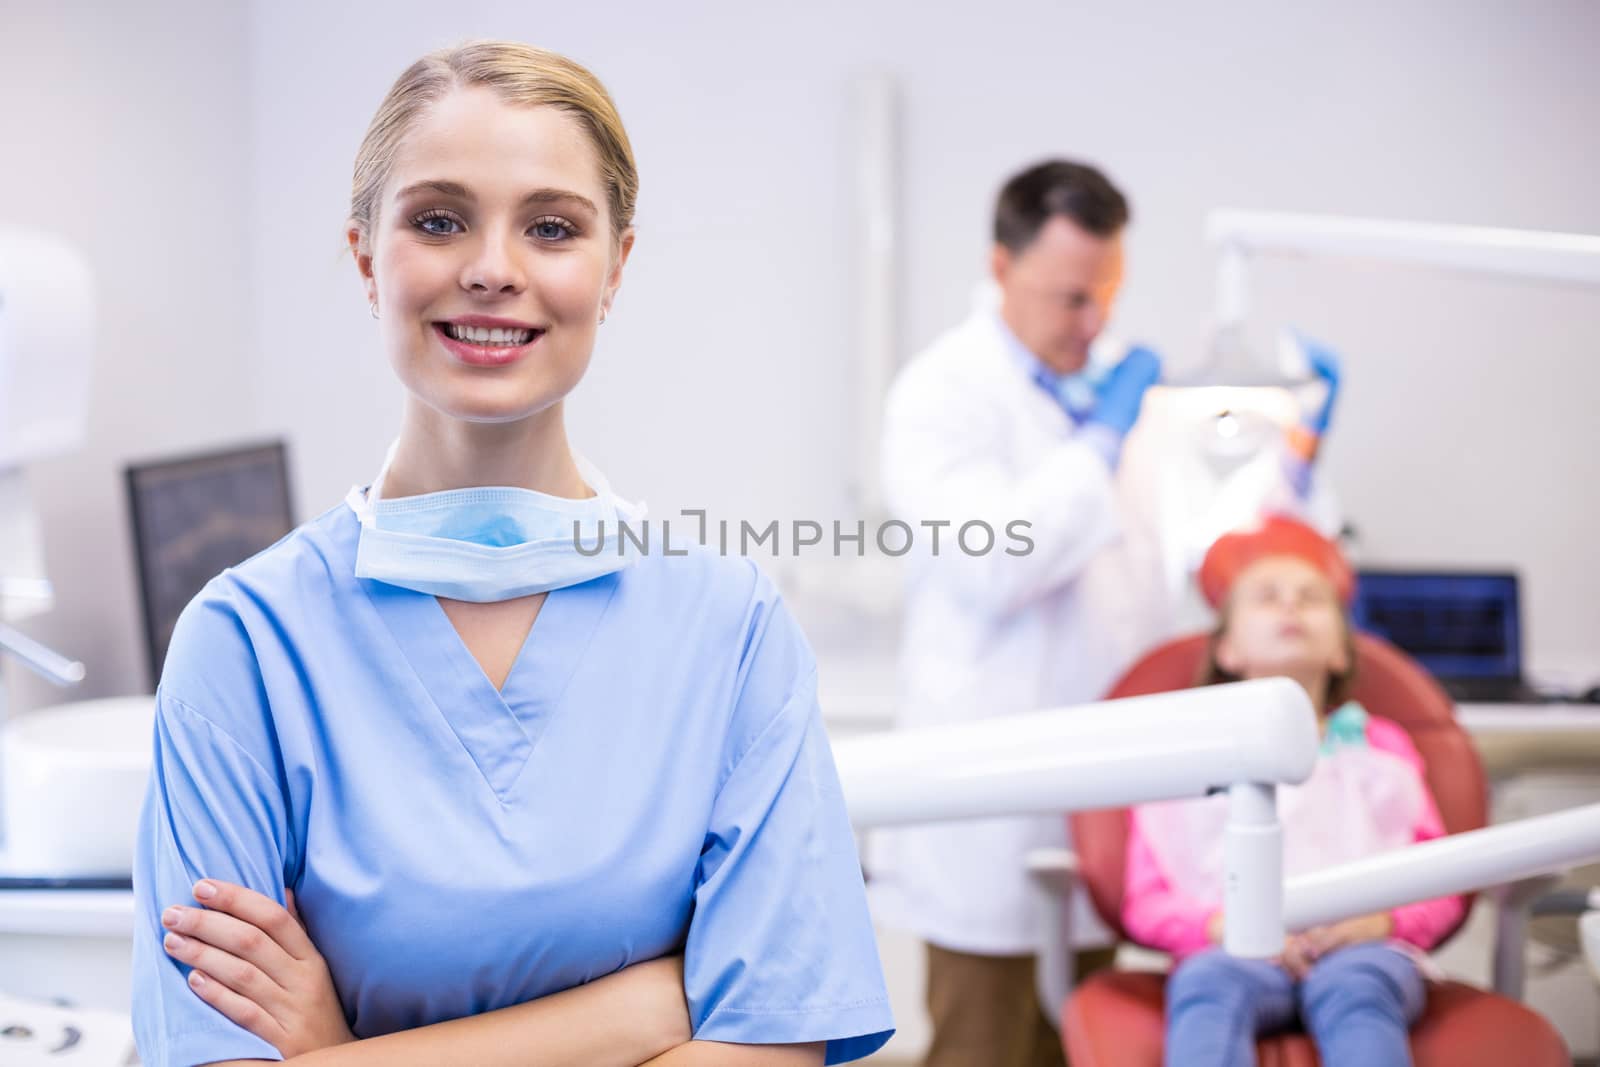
[131,41,892,1067]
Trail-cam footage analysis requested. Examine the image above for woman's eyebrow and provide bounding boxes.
[521,189,598,214]
[395,179,597,214]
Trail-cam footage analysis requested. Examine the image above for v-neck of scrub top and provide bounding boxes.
[363,573,620,802]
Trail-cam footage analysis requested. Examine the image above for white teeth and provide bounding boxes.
[443,324,537,346]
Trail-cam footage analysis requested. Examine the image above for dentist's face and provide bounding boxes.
[1216,555,1352,683]
[992,215,1123,375]
[349,87,632,424]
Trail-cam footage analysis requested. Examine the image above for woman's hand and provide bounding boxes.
[161,879,356,1058]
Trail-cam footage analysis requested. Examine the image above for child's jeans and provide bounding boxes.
[1164,942,1426,1067]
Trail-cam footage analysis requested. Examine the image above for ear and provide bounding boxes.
[1214,628,1244,676]
[1328,629,1353,676]
[989,243,1011,286]
[347,224,377,306]
[601,227,635,318]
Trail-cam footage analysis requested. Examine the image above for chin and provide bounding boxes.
[1260,657,1330,679]
[423,383,564,424]
[1052,351,1090,375]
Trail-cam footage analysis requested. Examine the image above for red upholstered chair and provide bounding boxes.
[1060,632,1570,1067]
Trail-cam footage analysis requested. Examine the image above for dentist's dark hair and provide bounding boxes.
[993,159,1128,252]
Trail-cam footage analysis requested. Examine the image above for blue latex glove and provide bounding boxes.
[1085,345,1163,437]
[1283,332,1342,498]
[1297,333,1342,436]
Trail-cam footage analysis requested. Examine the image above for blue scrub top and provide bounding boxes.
[132,502,893,1066]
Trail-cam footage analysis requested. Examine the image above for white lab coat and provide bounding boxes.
[869,307,1175,955]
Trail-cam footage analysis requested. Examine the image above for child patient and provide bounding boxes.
[1123,515,1465,1067]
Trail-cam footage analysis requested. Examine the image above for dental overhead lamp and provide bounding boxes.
[1190,209,1600,419]
[1178,210,1600,451]
[1129,210,1600,635]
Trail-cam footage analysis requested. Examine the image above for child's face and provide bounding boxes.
[1215,555,1350,684]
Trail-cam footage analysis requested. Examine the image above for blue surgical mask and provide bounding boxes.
[346,444,646,602]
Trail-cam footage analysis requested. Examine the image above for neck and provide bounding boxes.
[995,301,1085,377]
[382,399,590,500]
[996,302,1045,370]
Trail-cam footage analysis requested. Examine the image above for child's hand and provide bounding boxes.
[1300,912,1394,960]
[1205,911,1225,944]
[1279,934,1317,979]
[1278,912,1395,978]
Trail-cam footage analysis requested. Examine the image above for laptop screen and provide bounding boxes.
[1351,570,1521,682]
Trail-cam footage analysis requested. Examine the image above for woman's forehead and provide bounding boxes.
[385,87,605,207]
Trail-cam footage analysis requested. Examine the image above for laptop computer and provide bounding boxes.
[1351,569,1542,704]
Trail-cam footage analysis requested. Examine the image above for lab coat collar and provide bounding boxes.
[987,309,1064,393]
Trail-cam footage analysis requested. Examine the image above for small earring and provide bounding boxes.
[370,303,379,319]
[598,308,608,325]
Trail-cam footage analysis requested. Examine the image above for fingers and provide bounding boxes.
[163,899,298,989]
[1117,346,1163,388]
[177,966,285,1048]
[1281,934,1314,979]
[193,880,317,960]
[162,928,285,1007]
[1309,343,1341,381]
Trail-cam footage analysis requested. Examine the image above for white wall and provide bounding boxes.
[1,0,260,715]
[243,0,1600,682]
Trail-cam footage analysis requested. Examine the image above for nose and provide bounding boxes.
[461,226,527,296]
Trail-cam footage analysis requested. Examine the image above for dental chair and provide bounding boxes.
[1057,632,1570,1066]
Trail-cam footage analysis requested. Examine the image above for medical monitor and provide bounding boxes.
[125,441,296,687]
[1351,569,1522,686]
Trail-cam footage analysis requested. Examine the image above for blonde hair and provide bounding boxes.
[349,40,637,245]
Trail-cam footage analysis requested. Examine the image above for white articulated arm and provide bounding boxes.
[836,677,1319,959]
[834,677,1317,829]
[836,677,1600,986]
[1282,803,1600,932]
[1206,211,1600,288]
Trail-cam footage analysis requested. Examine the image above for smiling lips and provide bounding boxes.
[433,317,546,366]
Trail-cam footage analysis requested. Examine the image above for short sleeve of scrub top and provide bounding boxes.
[683,590,892,1060]
[131,503,893,1066]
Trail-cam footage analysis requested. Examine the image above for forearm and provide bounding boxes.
[1123,826,1215,956]
[1390,894,1467,951]
[280,965,686,1067]
[640,1040,826,1066]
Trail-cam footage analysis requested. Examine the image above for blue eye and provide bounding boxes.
[531,217,576,242]
[411,211,461,236]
